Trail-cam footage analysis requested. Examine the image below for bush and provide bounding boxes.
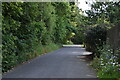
[2,2,74,72]
[71,31,85,44]
[85,25,107,57]
[2,43,61,72]
[91,45,120,79]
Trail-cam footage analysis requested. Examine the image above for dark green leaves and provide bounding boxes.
[2,2,76,72]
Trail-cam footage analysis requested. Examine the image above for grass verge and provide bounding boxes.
[3,43,61,73]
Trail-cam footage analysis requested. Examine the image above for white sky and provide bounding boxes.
[77,0,116,11]
[77,0,95,11]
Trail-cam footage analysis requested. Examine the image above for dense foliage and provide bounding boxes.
[2,2,77,72]
[2,1,120,78]
[85,25,107,57]
[84,1,120,54]
[91,45,120,79]
[86,2,120,24]
[85,1,120,78]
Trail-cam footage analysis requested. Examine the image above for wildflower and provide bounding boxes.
[101,64,104,66]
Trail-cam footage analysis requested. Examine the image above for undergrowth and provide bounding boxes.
[3,43,61,73]
[91,45,120,80]
[35,43,61,55]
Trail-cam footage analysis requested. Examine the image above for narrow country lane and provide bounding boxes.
[3,46,97,79]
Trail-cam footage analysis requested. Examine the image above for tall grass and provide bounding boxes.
[3,43,61,73]
[35,43,61,55]
[26,43,61,60]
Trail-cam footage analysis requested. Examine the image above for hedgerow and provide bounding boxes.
[2,2,76,72]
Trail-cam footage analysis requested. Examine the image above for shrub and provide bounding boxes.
[2,2,74,72]
[85,25,107,57]
[91,45,120,79]
[71,31,85,44]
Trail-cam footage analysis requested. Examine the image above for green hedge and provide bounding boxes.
[2,2,76,72]
[85,25,107,57]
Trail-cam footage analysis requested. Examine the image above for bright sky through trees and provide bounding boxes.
[77,0,93,11]
[77,0,118,11]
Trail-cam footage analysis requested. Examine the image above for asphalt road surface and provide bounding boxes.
[3,46,97,78]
